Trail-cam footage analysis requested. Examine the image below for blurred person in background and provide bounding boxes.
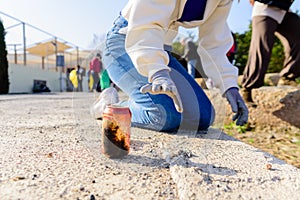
[89,53,102,92]
[241,0,300,103]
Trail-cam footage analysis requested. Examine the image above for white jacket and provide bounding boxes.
[121,0,238,94]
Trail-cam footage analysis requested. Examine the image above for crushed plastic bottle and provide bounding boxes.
[91,87,119,120]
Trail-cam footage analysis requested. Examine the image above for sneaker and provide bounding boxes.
[91,87,119,119]
[277,77,298,86]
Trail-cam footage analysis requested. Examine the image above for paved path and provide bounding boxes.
[0,92,299,200]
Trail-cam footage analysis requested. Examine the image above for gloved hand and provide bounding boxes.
[140,69,183,113]
[224,87,248,126]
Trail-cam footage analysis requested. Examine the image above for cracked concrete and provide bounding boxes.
[0,92,299,200]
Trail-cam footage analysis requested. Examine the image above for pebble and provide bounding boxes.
[266,163,272,170]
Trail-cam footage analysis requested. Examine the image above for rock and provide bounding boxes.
[205,86,300,134]
[238,73,281,86]
[264,73,280,86]
[250,86,300,132]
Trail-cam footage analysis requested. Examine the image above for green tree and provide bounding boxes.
[268,37,284,73]
[0,19,9,94]
[172,41,184,56]
[234,27,252,75]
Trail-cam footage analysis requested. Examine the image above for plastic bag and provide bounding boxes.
[100,70,111,90]
[69,69,78,89]
[87,70,94,92]
[91,87,119,119]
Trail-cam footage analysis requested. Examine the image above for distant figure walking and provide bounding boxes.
[181,38,201,78]
[76,65,84,92]
[89,53,102,92]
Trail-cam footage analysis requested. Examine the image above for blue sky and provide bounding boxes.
[0,0,299,51]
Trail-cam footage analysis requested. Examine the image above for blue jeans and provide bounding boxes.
[102,15,215,132]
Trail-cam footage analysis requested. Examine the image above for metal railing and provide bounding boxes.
[1,11,90,72]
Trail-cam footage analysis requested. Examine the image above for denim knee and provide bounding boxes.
[159,107,182,132]
[199,105,215,130]
[131,101,181,132]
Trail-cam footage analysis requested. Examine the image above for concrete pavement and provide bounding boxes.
[0,92,299,200]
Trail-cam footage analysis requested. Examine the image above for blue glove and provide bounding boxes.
[140,69,183,113]
[224,87,248,126]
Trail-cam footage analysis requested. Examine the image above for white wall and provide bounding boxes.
[8,64,88,93]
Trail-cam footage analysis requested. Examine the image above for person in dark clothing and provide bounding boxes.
[241,0,300,103]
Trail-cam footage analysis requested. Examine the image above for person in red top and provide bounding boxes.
[89,53,102,91]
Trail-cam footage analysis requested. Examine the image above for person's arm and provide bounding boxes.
[182,46,189,60]
[197,0,238,94]
[198,0,248,125]
[182,41,193,60]
[124,0,183,112]
[124,0,176,80]
[99,60,103,73]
